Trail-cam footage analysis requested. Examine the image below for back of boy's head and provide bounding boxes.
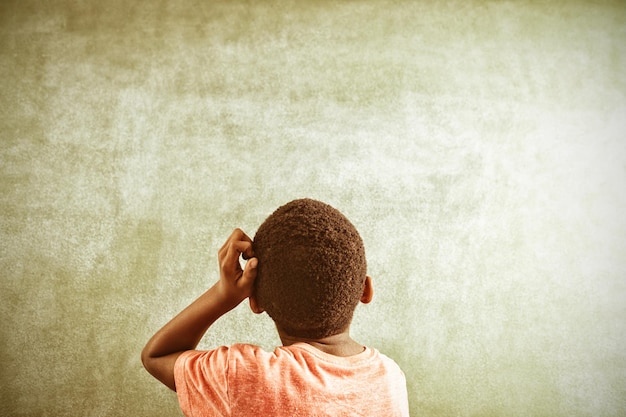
[252,198,367,339]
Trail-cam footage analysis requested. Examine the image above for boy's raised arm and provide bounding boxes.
[141,229,258,391]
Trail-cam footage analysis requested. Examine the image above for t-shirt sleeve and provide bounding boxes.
[174,348,231,417]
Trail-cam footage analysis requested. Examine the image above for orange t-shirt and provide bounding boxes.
[174,342,409,417]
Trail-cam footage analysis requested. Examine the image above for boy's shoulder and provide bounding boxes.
[224,342,401,372]
[178,342,404,380]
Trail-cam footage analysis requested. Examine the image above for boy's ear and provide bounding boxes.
[249,295,264,314]
[360,275,374,304]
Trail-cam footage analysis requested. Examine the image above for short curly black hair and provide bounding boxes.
[252,198,367,339]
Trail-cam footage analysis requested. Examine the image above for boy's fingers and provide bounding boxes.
[233,228,253,245]
[219,229,253,258]
[230,237,253,259]
[232,241,254,261]
[239,257,258,288]
[221,241,254,275]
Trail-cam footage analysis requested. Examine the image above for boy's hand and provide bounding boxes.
[216,228,258,309]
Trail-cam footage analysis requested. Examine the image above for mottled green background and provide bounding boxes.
[1,1,625,416]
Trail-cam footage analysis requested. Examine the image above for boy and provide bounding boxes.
[142,198,409,416]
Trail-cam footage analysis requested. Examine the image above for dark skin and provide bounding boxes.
[141,228,374,391]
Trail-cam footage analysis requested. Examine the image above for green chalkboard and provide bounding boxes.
[1,1,625,416]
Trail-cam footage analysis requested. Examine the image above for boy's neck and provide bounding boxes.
[278,328,365,357]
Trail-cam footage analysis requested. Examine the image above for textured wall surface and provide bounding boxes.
[1,1,625,416]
